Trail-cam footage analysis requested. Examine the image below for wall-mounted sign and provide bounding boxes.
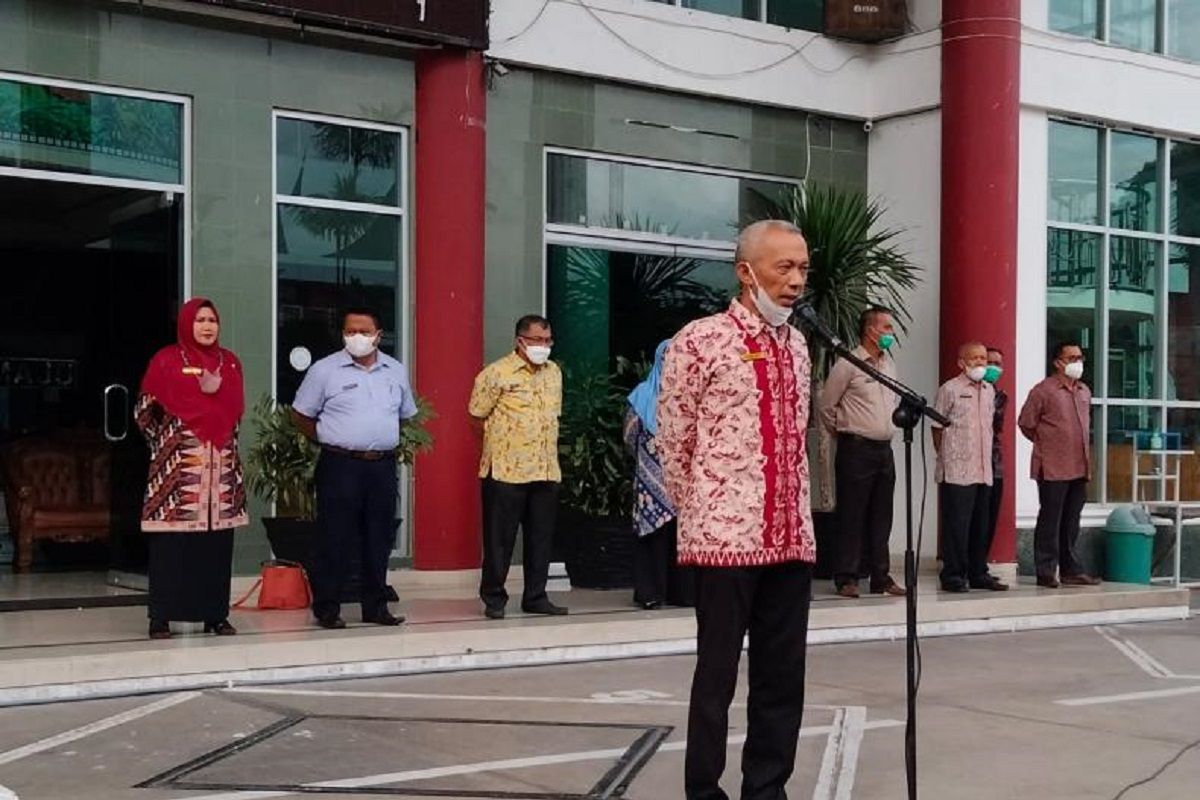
[0,358,78,388]
[182,0,488,49]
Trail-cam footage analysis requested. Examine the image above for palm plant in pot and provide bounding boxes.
[244,393,434,596]
[746,183,922,576]
[557,358,644,589]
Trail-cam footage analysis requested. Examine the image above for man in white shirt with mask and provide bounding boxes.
[292,307,418,630]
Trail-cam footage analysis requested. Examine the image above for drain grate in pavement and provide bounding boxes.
[137,713,672,799]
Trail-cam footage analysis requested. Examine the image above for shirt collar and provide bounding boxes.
[503,350,537,375]
[728,298,792,340]
[1053,373,1083,392]
[337,350,389,371]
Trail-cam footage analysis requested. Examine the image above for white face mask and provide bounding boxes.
[1063,361,1084,380]
[747,265,793,328]
[344,333,378,358]
[966,365,987,383]
[524,345,552,365]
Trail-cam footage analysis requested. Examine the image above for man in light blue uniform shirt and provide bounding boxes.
[292,307,418,629]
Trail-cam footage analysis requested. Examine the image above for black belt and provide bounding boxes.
[321,444,397,461]
[838,433,891,447]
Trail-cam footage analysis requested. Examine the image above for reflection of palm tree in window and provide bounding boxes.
[286,122,397,287]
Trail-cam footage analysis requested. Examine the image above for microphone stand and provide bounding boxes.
[796,310,949,800]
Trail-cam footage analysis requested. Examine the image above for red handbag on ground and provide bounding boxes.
[232,559,311,610]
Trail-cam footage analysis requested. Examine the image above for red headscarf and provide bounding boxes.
[140,297,245,447]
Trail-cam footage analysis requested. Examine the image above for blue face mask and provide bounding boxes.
[983,365,1002,384]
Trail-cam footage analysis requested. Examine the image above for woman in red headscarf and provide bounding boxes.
[136,298,248,640]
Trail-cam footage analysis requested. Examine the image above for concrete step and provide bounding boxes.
[0,578,1188,706]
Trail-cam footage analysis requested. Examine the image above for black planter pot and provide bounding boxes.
[558,506,635,590]
[263,517,399,603]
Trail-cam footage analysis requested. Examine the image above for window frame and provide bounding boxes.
[270,109,411,552]
[1047,117,1200,504]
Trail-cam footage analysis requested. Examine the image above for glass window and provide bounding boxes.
[276,117,401,206]
[275,207,402,402]
[274,116,405,402]
[0,79,182,185]
[1107,404,1163,502]
[1170,141,1200,238]
[1167,409,1200,500]
[1050,0,1102,37]
[1049,122,1101,225]
[546,153,794,242]
[546,244,733,379]
[1109,0,1159,52]
[1108,237,1160,399]
[1109,133,1159,232]
[1168,0,1200,61]
[1167,244,1200,400]
[681,0,761,21]
[1047,228,1102,387]
[767,0,824,31]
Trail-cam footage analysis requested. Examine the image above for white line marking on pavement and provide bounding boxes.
[183,718,905,800]
[811,707,867,800]
[1095,626,1176,679]
[1057,684,1200,707]
[0,691,199,766]
[834,707,867,799]
[225,685,846,711]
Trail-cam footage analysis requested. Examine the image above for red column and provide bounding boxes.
[413,49,486,569]
[941,1,1021,564]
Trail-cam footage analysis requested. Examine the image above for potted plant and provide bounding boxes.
[747,183,922,577]
[557,359,644,589]
[244,393,434,595]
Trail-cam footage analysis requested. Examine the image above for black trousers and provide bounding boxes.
[1034,478,1088,579]
[987,477,1004,557]
[834,435,895,589]
[310,450,397,621]
[939,483,992,588]
[479,478,557,609]
[633,520,697,607]
[685,562,813,800]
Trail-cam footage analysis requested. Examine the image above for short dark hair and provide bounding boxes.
[858,305,892,338]
[342,307,382,330]
[986,345,1003,356]
[515,314,551,336]
[1052,341,1080,361]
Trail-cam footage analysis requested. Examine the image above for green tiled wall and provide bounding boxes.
[1,0,414,572]
[484,69,869,363]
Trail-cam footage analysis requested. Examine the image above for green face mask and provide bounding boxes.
[877,333,896,351]
[983,365,1003,384]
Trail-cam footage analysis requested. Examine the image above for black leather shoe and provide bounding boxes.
[484,606,506,620]
[363,611,405,626]
[969,577,1010,592]
[317,615,346,630]
[521,601,569,616]
[1036,576,1060,588]
[204,619,238,635]
[940,582,969,593]
[149,621,171,640]
[640,600,664,611]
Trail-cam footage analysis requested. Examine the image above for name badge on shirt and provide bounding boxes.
[342,382,359,391]
[181,366,202,375]
[741,351,767,362]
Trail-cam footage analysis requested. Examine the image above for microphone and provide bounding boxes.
[793,302,844,350]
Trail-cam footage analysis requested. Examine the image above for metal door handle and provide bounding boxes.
[104,384,130,442]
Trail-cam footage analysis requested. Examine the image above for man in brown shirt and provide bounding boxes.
[819,306,904,598]
[932,342,1008,593]
[1017,342,1101,588]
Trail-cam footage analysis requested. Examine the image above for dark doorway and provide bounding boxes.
[0,174,180,606]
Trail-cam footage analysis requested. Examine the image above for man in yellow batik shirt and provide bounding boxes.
[469,314,567,620]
